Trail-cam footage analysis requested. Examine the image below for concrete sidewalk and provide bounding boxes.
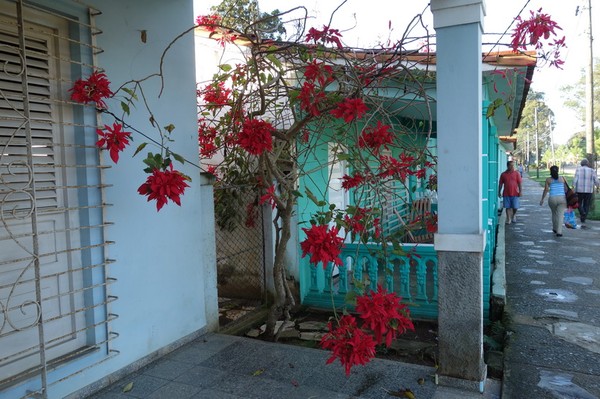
[502,173,600,398]
[85,332,501,399]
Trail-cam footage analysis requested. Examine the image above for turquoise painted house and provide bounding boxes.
[296,50,535,321]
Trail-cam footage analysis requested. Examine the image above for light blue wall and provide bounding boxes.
[12,1,215,398]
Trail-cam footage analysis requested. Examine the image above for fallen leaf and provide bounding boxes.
[252,368,265,376]
[417,377,425,385]
[383,388,416,398]
[122,382,133,393]
[291,379,299,387]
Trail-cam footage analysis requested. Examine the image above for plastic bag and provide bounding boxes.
[564,208,577,229]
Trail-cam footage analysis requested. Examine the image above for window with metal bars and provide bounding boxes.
[0,0,117,396]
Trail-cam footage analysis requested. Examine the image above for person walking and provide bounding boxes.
[573,158,599,224]
[499,160,522,224]
[539,165,568,237]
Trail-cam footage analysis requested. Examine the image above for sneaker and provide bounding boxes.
[556,233,563,237]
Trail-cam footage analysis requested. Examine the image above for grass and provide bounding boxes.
[526,168,600,221]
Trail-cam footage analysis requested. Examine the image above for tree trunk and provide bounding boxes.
[264,207,295,341]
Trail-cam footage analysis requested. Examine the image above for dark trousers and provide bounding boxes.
[577,192,593,221]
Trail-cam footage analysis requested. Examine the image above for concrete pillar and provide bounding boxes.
[431,0,487,392]
[199,172,219,332]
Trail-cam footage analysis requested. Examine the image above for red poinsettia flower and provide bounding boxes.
[304,60,334,86]
[300,224,344,268]
[198,119,219,158]
[356,285,414,347]
[330,98,368,122]
[137,165,190,211]
[70,71,113,109]
[198,82,231,107]
[237,118,274,155]
[341,172,365,190]
[343,207,370,234]
[377,153,415,180]
[298,82,327,116]
[358,121,394,152]
[259,184,277,209]
[96,123,131,163]
[320,315,377,376]
[245,202,259,228]
[305,25,344,49]
[195,14,221,32]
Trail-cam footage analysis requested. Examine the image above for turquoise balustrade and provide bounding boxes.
[301,242,438,320]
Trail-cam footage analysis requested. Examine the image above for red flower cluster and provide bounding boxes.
[343,207,370,234]
[198,119,219,158]
[304,60,334,86]
[259,185,277,210]
[299,82,327,116]
[195,14,221,32]
[137,165,190,211]
[245,202,259,228]
[300,224,344,268]
[305,25,344,49]
[330,98,368,122]
[70,71,113,109]
[377,153,415,180]
[96,123,131,163]
[320,315,376,376]
[237,118,274,155]
[341,172,366,190]
[198,82,231,107]
[510,8,565,68]
[355,285,414,347]
[358,121,394,152]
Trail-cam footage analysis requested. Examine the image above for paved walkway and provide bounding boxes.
[502,173,600,398]
[87,332,501,399]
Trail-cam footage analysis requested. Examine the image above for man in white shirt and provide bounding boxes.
[573,159,599,223]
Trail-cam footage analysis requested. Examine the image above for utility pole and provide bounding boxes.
[535,106,539,178]
[585,0,595,167]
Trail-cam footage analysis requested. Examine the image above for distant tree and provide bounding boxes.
[563,58,600,125]
[515,90,555,165]
[210,0,286,40]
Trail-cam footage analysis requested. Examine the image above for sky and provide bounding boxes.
[194,0,600,145]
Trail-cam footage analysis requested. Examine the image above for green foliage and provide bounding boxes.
[210,0,286,40]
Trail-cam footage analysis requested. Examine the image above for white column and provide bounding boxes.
[431,0,487,392]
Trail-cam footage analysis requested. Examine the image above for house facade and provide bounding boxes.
[0,1,218,398]
[296,50,534,322]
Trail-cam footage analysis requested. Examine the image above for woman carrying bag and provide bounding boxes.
[539,165,568,237]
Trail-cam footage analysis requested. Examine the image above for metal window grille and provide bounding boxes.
[0,1,117,397]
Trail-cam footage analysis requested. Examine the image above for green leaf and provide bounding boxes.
[122,87,138,100]
[291,190,303,198]
[336,153,351,161]
[219,64,232,72]
[504,104,513,120]
[133,142,148,157]
[305,187,320,206]
[120,101,130,115]
[172,152,185,165]
[122,382,133,393]
[344,290,358,304]
[267,53,282,69]
[164,124,176,133]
